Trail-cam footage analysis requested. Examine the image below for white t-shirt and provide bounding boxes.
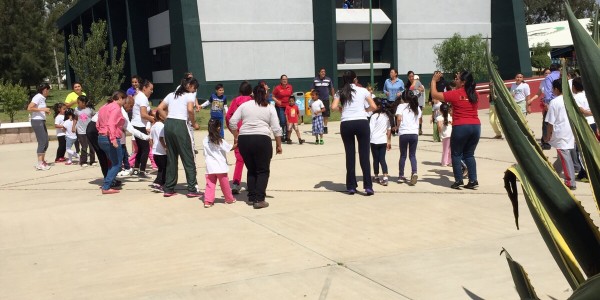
[150,122,166,155]
[396,104,422,135]
[310,99,324,116]
[436,115,453,139]
[30,94,47,120]
[573,92,595,125]
[545,95,574,149]
[63,119,77,140]
[369,113,391,144]
[337,84,371,122]
[203,136,233,174]
[163,92,196,120]
[131,93,151,127]
[510,83,530,103]
[55,115,65,137]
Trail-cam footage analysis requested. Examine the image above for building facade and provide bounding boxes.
[57,0,530,100]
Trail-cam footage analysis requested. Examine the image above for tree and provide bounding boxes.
[0,0,53,86]
[68,20,127,107]
[44,0,76,90]
[523,0,597,24]
[433,33,490,82]
[530,42,552,74]
[0,79,28,123]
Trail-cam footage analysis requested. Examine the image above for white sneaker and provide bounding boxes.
[117,169,132,177]
[35,164,51,171]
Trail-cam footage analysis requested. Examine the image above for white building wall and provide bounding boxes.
[397,0,491,74]
[197,0,315,81]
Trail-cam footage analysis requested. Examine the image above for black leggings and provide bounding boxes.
[55,136,66,160]
[133,126,150,172]
[340,119,372,190]
[370,143,388,175]
[153,154,167,185]
[86,121,109,177]
[238,135,273,203]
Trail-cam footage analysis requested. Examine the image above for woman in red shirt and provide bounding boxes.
[272,74,293,141]
[430,70,480,190]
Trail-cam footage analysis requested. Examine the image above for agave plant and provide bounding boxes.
[486,1,600,298]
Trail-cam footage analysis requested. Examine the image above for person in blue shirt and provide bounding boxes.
[540,63,561,150]
[201,83,228,137]
[383,68,404,106]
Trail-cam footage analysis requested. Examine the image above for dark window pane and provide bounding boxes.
[147,0,169,17]
[152,45,171,71]
[337,41,346,64]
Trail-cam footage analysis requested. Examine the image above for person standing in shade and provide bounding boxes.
[383,68,404,107]
[27,83,52,170]
[272,75,293,141]
[431,70,481,190]
[311,68,335,134]
[131,79,155,178]
[332,70,377,195]
[156,77,202,198]
[510,73,532,117]
[229,84,283,209]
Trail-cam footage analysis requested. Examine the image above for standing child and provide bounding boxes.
[203,118,236,208]
[431,98,442,142]
[396,91,421,186]
[74,95,96,166]
[285,96,305,144]
[63,109,79,165]
[369,98,393,186]
[150,112,167,191]
[201,83,228,137]
[53,103,67,163]
[309,90,326,145]
[437,103,453,166]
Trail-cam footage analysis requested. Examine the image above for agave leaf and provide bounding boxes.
[500,248,540,299]
[564,2,600,129]
[569,273,600,299]
[593,8,599,46]
[561,65,600,213]
[506,166,585,289]
[486,49,600,277]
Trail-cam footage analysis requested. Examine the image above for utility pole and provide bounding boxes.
[369,0,374,88]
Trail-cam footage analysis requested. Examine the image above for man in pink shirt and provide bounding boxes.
[96,91,126,194]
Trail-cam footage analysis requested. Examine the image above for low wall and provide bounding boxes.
[0,122,36,145]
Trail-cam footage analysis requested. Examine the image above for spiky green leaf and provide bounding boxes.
[569,273,600,299]
[500,248,540,299]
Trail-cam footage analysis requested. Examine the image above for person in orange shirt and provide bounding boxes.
[285,96,305,144]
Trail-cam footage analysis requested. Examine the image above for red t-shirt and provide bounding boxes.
[273,84,293,108]
[443,88,480,126]
[285,105,299,123]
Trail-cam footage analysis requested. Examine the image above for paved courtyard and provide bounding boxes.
[0,111,596,299]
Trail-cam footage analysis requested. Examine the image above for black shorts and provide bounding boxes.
[322,99,331,117]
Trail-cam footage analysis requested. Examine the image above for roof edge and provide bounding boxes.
[56,0,102,29]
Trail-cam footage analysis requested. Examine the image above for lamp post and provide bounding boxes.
[369,0,374,88]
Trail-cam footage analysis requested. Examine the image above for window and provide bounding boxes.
[152,45,171,71]
[147,0,169,17]
[336,0,380,9]
[337,40,382,64]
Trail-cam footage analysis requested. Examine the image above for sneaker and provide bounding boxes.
[373,176,381,185]
[253,201,269,209]
[450,181,463,189]
[409,174,418,186]
[365,188,374,196]
[111,180,122,188]
[204,202,214,208]
[57,157,66,162]
[101,188,120,195]
[65,161,74,165]
[163,192,177,197]
[80,164,88,168]
[347,189,357,195]
[117,169,132,177]
[138,171,150,179]
[225,199,237,204]
[151,184,163,192]
[315,139,319,145]
[231,183,240,194]
[464,180,479,189]
[569,186,577,191]
[89,162,97,167]
[397,176,408,184]
[35,164,51,171]
[299,139,305,145]
[186,192,204,198]
[319,140,324,145]
[381,177,389,186]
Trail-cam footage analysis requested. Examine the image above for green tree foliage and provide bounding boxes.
[0,0,53,86]
[530,42,552,73]
[68,20,127,107]
[0,79,28,123]
[433,33,490,82]
[45,0,76,88]
[524,0,597,24]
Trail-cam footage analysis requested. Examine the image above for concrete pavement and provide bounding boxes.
[0,111,596,299]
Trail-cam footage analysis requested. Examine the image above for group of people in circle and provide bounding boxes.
[27,67,483,209]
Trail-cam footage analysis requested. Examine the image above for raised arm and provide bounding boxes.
[430,71,445,101]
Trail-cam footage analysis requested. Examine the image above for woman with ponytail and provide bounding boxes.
[332,70,377,195]
[430,70,481,190]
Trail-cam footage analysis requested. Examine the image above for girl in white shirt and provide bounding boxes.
[203,118,236,208]
[63,109,79,165]
[150,111,167,191]
[53,103,67,163]
[436,103,453,166]
[369,98,392,186]
[396,91,422,185]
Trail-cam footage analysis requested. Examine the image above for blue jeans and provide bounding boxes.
[450,124,481,183]
[98,135,122,190]
[275,106,287,139]
[399,134,418,177]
